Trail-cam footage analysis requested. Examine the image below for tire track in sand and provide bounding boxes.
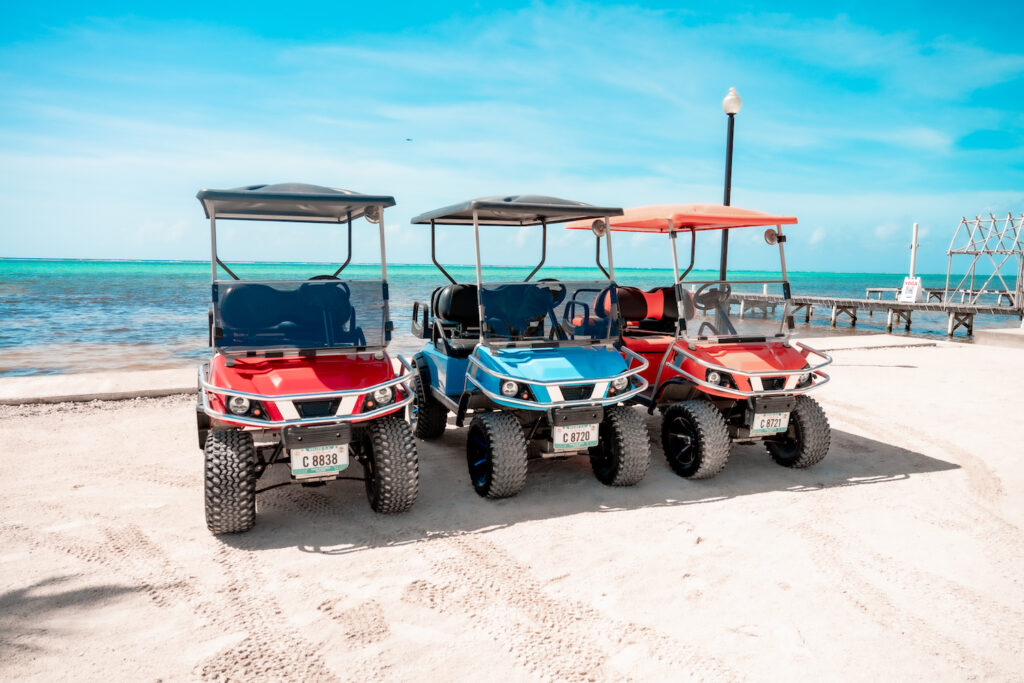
[795,523,1006,677]
[403,533,740,682]
[0,521,337,681]
[826,399,1024,588]
[194,544,337,681]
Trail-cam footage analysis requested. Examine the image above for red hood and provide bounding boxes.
[209,353,397,396]
[690,341,808,374]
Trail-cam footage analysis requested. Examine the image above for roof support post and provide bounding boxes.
[209,215,218,282]
[669,227,681,282]
[595,234,610,278]
[669,227,685,335]
[473,210,485,344]
[605,216,616,282]
[524,220,547,281]
[775,223,795,334]
[378,207,387,281]
[331,211,354,277]
[431,220,456,284]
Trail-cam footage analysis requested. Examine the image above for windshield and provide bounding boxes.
[479,280,619,345]
[213,279,386,350]
[616,279,793,342]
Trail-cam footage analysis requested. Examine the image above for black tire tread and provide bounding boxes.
[411,363,448,440]
[364,416,420,513]
[592,406,651,486]
[469,412,528,499]
[204,430,257,534]
[661,400,731,480]
[766,395,831,468]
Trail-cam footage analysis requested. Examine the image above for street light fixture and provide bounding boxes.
[719,87,741,281]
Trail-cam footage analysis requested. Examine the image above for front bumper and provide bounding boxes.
[663,340,832,399]
[465,346,650,410]
[198,355,415,428]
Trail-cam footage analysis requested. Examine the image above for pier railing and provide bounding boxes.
[728,292,1022,337]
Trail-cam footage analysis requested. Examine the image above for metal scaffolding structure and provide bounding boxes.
[943,213,1023,309]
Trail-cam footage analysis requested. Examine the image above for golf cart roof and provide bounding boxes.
[567,203,798,233]
[411,194,623,226]
[197,183,396,223]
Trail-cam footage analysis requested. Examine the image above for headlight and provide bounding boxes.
[228,396,251,415]
[612,376,629,391]
[372,387,394,405]
[501,380,519,397]
[706,371,722,385]
[798,372,810,384]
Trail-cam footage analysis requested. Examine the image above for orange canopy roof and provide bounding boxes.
[566,203,798,233]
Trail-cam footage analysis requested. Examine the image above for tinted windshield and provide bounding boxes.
[480,280,618,344]
[214,279,386,350]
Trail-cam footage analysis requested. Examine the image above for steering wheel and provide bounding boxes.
[697,321,720,337]
[537,278,567,307]
[693,282,733,311]
[309,274,340,280]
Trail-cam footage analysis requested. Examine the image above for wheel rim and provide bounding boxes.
[466,428,491,492]
[666,414,698,469]
[409,370,422,430]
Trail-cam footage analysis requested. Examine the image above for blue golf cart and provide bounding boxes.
[408,195,651,498]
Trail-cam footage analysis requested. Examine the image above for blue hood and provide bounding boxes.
[476,344,627,382]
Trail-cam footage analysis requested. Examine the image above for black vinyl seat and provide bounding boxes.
[431,283,480,358]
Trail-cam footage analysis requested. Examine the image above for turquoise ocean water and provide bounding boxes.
[0,259,1017,376]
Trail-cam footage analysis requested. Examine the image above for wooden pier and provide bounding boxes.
[864,287,1018,306]
[729,293,1023,337]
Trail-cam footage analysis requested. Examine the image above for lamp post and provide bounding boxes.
[719,87,742,281]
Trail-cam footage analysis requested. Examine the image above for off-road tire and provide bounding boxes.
[765,395,831,468]
[204,430,257,534]
[590,406,650,486]
[467,412,528,499]
[410,363,447,439]
[661,400,731,479]
[362,416,419,513]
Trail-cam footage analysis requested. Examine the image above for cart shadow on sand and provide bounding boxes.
[0,576,143,657]
[219,417,959,556]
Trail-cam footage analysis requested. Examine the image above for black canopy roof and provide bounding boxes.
[410,194,622,226]
[197,183,396,223]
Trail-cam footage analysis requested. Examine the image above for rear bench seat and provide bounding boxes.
[617,285,696,353]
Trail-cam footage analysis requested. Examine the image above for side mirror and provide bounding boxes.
[764,228,779,245]
[591,219,608,237]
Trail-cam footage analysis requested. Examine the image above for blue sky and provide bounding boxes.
[2,1,1022,273]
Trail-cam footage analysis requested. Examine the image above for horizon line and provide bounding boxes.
[0,256,980,278]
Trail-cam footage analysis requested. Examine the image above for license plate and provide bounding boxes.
[751,412,790,436]
[291,444,349,479]
[553,423,599,450]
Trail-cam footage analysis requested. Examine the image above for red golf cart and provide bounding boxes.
[569,204,832,479]
[195,183,418,534]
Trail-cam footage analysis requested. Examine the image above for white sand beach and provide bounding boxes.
[2,337,1023,681]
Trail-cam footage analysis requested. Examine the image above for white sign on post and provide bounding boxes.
[899,276,925,303]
